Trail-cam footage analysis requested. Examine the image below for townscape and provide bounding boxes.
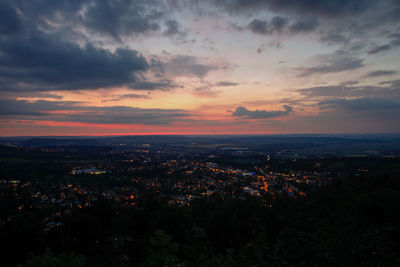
[1,135,400,266]
[2,144,335,232]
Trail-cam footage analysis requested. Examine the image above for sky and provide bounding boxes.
[0,0,400,136]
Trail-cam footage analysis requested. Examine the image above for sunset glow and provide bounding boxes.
[1,0,400,136]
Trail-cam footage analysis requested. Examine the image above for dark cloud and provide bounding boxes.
[247,16,318,35]
[13,0,164,40]
[297,51,364,77]
[391,38,400,46]
[368,38,400,55]
[0,99,80,116]
[81,0,162,39]
[209,0,400,52]
[383,3,400,22]
[297,57,364,76]
[366,70,397,78]
[379,79,400,87]
[297,85,356,97]
[211,0,375,17]
[0,92,64,100]
[127,81,174,90]
[293,72,400,112]
[247,17,288,35]
[103,93,152,102]
[267,105,400,133]
[0,99,191,125]
[388,33,400,39]
[0,30,154,92]
[247,16,290,35]
[340,80,359,86]
[319,97,400,111]
[232,105,293,119]
[163,20,185,36]
[71,106,190,125]
[278,90,400,133]
[10,0,399,47]
[368,44,392,55]
[119,94,151,99]
[0,1,22,35]
[14,0,83,25]
[297,84,400,99]
[0,2,225,94]
[270,16,289,32]
[215,81,240,86]
[289,17,319,33]
[248,19,270,35]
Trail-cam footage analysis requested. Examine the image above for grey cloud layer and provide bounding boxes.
[81,0,162,39]
[214,0,400,63]
[297,50,364,77]
[210,0,376,17]
[13,0,164,39]
[1,0,399,93]
[366,70,398,78]
[0,1,22,35]
[368,37,400,55]
[0,99,192,125]
[319,97,400,111]
[290,80,400,132]
[215,81,240,86]
[247,16,318,35]
[296,83,400,99]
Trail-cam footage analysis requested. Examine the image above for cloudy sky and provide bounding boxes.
[1,0,400,136]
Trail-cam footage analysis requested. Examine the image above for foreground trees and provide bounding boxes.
[2,173,399,266]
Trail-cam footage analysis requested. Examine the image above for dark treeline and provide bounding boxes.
[1,173,400,266]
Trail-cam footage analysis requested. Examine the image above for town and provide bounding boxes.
[1,136,400,266]
[0,141,369,233]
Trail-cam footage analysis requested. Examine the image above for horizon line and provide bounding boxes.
[1,132,400,138]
